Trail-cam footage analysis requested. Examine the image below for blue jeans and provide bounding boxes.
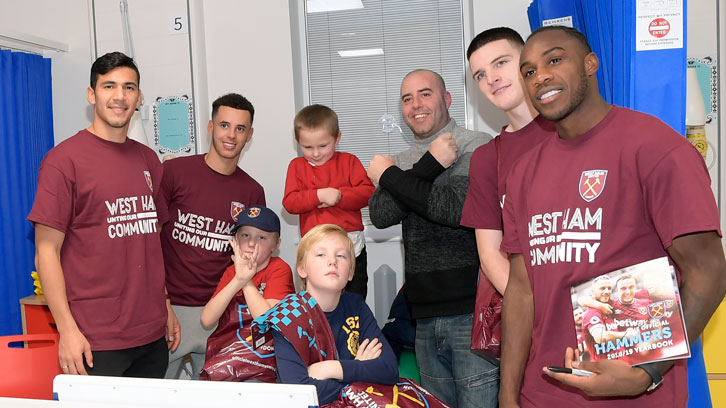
[415,313,499,408]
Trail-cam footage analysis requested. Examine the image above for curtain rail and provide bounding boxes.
[0,32,69,54]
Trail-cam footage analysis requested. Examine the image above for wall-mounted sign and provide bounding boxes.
[153,95,196,159]
[687,56,719,124]
[168,13,189,35]
[636,0,683,51]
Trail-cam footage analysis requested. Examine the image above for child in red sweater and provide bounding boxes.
[282,104,374,300]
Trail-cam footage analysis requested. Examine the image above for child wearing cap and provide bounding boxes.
[199,206,295,381]
[283,104,375,300]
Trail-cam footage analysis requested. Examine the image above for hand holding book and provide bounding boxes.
[543,346,653,397]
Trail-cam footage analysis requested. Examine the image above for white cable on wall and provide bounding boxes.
[120,0,135,59]
[119,0,150,146]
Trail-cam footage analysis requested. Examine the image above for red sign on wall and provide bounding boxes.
[648,18,670,38]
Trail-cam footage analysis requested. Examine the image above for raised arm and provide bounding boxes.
[35,223,93,375]
[368,185,409,229]
[243,259,295,318]
[378,151,473,227]
[201,240,259,328]
[577,296,613,314]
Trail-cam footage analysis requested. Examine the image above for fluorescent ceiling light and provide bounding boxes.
[307,0,364,13]
[337,48,384,58]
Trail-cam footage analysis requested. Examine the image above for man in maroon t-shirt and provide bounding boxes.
[461,27,555,295]
[160,93,265,379]
[29,52,178,377]
[498,26,726,407]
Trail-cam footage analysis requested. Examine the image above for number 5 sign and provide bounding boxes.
[168,14,188,35]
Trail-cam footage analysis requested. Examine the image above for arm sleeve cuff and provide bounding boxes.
[410,151,446,181]
[379,166,431,215]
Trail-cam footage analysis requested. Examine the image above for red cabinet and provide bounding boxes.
[19,295,57,336]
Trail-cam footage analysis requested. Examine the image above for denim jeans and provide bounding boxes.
[415,313,500,408]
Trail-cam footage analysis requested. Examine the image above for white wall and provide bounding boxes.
[198,0,300,282]
[94,0,195,153]
[0,0,94,144]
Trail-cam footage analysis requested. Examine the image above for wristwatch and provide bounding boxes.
[637,364,664,392]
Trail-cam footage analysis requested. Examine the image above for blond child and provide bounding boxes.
[282,105,374,300]
[255,224,398,404]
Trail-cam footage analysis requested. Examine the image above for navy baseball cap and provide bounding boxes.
[232,206,281,235]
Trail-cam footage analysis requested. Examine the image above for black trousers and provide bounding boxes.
[345,246,368,300]
[84,336,168,378]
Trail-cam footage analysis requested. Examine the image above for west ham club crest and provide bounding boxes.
[648,301,672,319]
[579,170,607,202]
[143,171,153,192]
[247,207,261,217]
[230,201,245,222]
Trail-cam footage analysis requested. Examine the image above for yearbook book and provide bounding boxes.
[570,256,690,366]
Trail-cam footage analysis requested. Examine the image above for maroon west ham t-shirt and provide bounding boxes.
[160,154,265,306]
[501,107,720,407]
[29,130,168,351]
[461,115,555,231]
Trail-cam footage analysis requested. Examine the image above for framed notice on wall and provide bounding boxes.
[153,95,196,160]
[687,56,719,124]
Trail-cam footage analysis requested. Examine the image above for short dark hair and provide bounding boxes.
[527,25,592,53]
[293,104,339,142]
[211,93,255,125]
[90,52,140,89]
[615,274,637,290]
[467,27,525,60]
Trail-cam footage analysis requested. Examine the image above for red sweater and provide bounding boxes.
[283,152,374,236]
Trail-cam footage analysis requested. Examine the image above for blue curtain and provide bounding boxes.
[0,49,54,336]
[527,0,687,135]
